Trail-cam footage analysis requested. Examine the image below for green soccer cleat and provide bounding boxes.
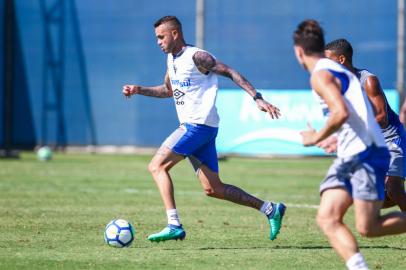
[268,203,286,241]
[147,224,186,242]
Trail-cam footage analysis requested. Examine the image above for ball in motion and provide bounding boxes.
[37,146,52,161]
[104,219,135,248]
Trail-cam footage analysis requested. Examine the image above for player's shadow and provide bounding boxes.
[274,245,406,251]
[191,245,406,251]
[196,245,330,251]
[359,245,406,251]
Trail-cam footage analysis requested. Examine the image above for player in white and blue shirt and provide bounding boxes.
[122,16,285,242]
[324,38,406,212]
[294,20,406,270]
[313,58,389,199]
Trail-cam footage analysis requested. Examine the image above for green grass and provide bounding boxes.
[0,153,405,269]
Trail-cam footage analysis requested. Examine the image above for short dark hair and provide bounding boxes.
[154,15,182,32]
[325,38,353,63]
[293,19,325,55]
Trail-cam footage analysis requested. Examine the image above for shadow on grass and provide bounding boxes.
[179,245,406,251]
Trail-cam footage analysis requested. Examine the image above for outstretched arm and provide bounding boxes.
[192,51,280,119]
[122,72,173,98]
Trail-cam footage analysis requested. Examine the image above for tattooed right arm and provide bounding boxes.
[122,72,173,98]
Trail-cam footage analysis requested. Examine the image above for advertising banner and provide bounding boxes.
[216,89,399,156]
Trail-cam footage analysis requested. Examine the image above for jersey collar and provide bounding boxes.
[173,45,189,59]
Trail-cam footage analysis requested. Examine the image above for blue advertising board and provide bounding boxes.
[216,89,399,156]
[0,1,399,148]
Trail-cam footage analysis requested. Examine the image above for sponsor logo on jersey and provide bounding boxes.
[171,79,191,88]
[173,89,185,105]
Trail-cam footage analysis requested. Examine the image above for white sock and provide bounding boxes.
[346,253,369,270]
[260,201,274,217]
[166,209,181,226]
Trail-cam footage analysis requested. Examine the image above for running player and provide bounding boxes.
[293,19,406,270]
[122,16,286,242]
[324,38,406,211]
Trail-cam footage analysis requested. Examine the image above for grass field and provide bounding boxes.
[0,152,405,270]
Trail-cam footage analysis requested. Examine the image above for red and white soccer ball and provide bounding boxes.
[104,219,135,248]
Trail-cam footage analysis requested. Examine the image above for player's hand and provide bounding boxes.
[122,85,140,98]
[300,122,317,146]
[316,135,337,154]
[255,99,281,119]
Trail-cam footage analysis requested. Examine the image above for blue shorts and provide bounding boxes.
[162,123,219,173]
[320,144,390,201]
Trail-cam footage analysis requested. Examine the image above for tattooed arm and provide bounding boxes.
[192,51,280,119]
[122,72,173,98]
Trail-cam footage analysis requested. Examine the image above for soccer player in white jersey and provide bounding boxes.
[293,19,406,270]
[323,38,406,212]
[122,15,286,242]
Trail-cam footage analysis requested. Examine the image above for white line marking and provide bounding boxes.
[285,203,319,209]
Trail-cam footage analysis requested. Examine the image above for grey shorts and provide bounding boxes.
[386,135,406,178]
[320,145,390,201]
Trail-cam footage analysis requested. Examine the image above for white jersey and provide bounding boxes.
[167,46,219,127]
[313,58,386,158]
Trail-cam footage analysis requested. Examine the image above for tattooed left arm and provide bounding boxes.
[192,51,280,119]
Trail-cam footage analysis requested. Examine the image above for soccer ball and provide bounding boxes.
[104,219,135,248]
[37,146,52,161]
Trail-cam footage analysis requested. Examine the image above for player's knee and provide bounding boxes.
[316,214,328,230]
[204,185,224,198]
[204,187,216,197]
[356,226,373,237]
[147,161,165,175]
[147,161,156,174]
[316,212,340,233]
[356,222,378,237]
